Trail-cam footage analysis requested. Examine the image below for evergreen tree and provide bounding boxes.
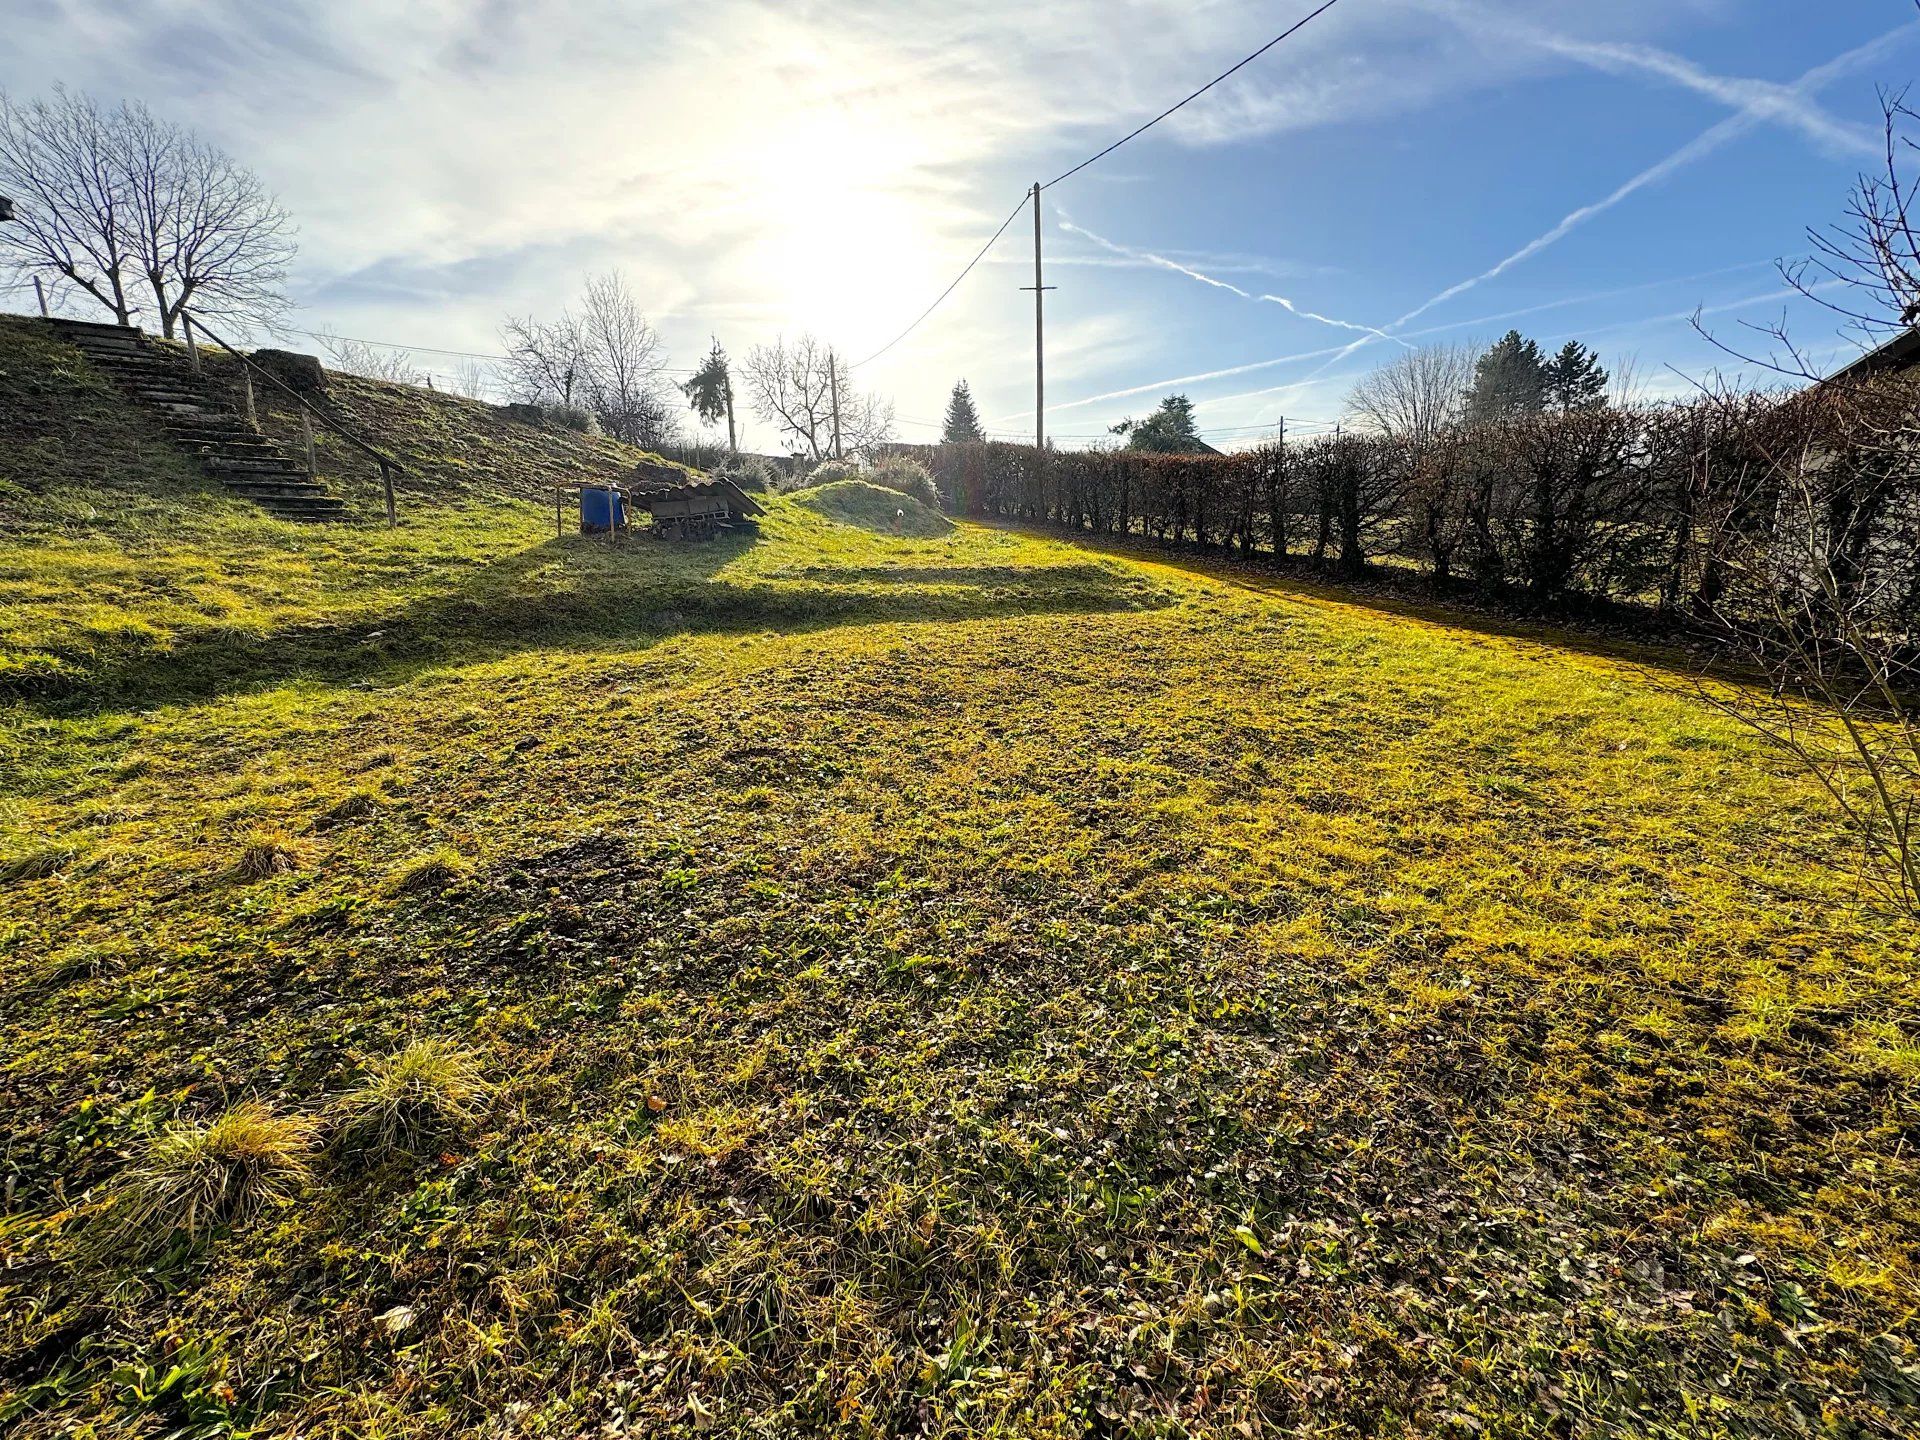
[1543,340,1609,412]
[1112,394,1206,453]
[681,338,736,451]
[1463,330,1547,423]
[941,379,984,442]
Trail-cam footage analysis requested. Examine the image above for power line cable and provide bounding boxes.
[1041,0,1348,191]
[851,193,1031,369]
[287,326,701,375]
[851,0,1348,373]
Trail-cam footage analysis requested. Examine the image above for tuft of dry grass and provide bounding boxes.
[329,1038,491,1160]
[386,847,470,896]
[93,1101,316,1254]
[317,790,382,827]
[232,831,302,881]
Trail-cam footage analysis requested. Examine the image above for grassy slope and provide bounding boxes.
[1,323,1917,1438]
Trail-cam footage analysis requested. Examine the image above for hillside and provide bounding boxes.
[1,320,1917,1438]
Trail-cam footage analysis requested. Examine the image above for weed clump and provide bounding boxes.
[387,846,470,896]
[331,1038,491,1160]
[318,790,382,827]
[95,1101,316,1251]
[233,831,302,881]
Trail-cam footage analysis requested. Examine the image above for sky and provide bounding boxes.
[5,0,1917,452]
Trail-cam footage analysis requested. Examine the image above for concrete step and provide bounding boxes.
[206,459,306,475]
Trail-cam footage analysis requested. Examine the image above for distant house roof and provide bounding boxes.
[1828,327,1920,383]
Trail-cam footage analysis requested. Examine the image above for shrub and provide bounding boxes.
[500,400,600,435]
[331,1038,491,1160]
[867,456,941,508]
[798,458,863,489]
[96,1101,316,1250]
[711,455,777,493]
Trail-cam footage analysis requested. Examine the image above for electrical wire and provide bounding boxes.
[850,0,1348,372]
[1041,0,1348,191]
[850,193,1032,369]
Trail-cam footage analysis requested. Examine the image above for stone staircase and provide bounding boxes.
[47,317,348,522]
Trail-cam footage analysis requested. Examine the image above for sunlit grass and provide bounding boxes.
[2,334,1916,1436]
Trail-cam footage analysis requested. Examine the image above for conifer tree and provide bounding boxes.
[1463,330,1547,423]
[941,379,984,442]
[1543,340,1609,412]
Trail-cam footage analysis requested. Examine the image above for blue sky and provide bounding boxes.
[5,0,1916,451]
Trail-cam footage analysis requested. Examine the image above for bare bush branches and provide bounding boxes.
[318,333,425,387]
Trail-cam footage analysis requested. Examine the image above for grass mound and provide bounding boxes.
[794,477,952,537]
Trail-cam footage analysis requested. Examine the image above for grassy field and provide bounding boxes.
[2,325,1918,1438]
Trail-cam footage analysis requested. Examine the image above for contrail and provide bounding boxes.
[1417,0,1884,160]
[1283,20,1919,387]
[996,259,1776,423]
[1059,218,1407,344]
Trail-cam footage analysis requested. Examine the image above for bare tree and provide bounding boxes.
[574,272,679,449]
[0,87,292,335]
[501,273,679,446]
[741,334,893,460]
[1348,344,1476,581]
[501,309,587,407]
[448,358,494,401]
[116,100,294,337]
[1346,343,1475,444]
[1689,381,1920,914]
[0,88,138,324]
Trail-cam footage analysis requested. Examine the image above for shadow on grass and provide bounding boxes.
[982,521,1723,687]
[782,563,1123,587]
[34,533,1171,712]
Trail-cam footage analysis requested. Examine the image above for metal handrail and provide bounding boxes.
[179,308,405,525]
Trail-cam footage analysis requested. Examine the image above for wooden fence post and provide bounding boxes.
[300,409,316,475]
[184,315,201,375]
[241,369,258,432]
[380,459,396,527]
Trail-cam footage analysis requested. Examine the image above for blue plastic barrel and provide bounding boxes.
[579,487,625,532]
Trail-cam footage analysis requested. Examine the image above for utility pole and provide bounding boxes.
[1020,182,1056,453]
[724,376,737,456]
[828,348,843,460]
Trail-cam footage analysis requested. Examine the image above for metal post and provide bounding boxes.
[183,314,201,375]
[241,369,258,432]
[828,349,843,461]
[33,275,48,317]
[380,458,396,526]
[300,409,315,475]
